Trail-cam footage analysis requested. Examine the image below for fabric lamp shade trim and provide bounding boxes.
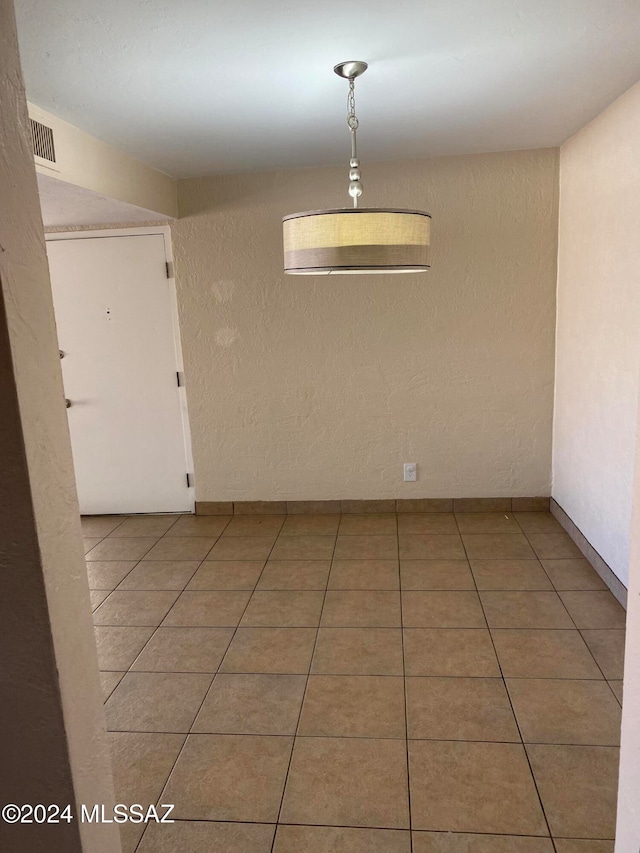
[283,208,431,275]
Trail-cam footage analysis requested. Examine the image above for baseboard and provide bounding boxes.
[196,496,550,515]
[550,498,628,609]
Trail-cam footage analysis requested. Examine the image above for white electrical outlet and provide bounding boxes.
[403,462,417,482]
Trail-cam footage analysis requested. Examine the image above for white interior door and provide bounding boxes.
[47,233,192,515]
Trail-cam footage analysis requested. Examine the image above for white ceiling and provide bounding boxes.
[15,0,640,178]
[37,173,173,228]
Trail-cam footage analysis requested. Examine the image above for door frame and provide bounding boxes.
[46,225,196,514]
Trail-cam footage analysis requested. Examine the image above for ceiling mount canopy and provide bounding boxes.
[283,61,431,276]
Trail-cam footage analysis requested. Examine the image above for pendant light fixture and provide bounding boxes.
[283,61,431,275]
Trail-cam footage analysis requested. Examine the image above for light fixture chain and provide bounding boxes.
[346,77,363,208]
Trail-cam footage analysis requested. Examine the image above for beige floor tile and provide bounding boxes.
[559,591,626,629]
[514,512,564,534]
[85,537,157,561]
[87,561,137,590]
[193,673,306,734]
[138,821,275,853]
[169,515,232,536]
[409,740,547,835]
[328,559,400,589]
[143,536,218,561]
[334,534,398,560]
[404,628,500,677]
[100,671,125,701]
[462,534,535,560]
[240,590,324,627]
[321,590,402,627]
[223,515,286,536]
[94,626,155,670]
[270,535,336,560]
[397,513,458,534]
[312,628,404,675]
[402,591,485,628]
[491,630,603,679]
[281,736,409,828]
[280,514,341,535]
[455,513,520,533]
[186,560,265,590]
[400,560,475,590]
[406,677,519,741]
[163,733,292,821]
[206,535,276,560]
[413,833,553,852]
[220,627,317,674]
[527,533,583,560]
[470,559,552,590]
[118,560,200,590]
[105,671,212,732]
[553,842,614,853]
[131,627,234,672]
[90,589,111,610]
[274,825,411,852]
[109,516,178,538]
[119,814,150,849]
[507,678,621,745]
[110,730,185,852]
[526,743,619,838]
[480,591,573,629]
[82,515,126,537]
[109,730,185,803]
[93,590,180,626]
[608,680,623,703]
[162,590,250,627]
[298,675,406,738]
[399,535,465,560]
[257,560,331,590]
[339,514,398,535]
[541,559,607,590]
[83,537,103,554]
[581,626,625,680]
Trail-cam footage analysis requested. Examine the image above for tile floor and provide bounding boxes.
[84,510,626,853]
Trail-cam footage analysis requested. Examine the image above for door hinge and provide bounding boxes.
[186,473,193,488]
[165,261,173,279]
[176,371,185,387]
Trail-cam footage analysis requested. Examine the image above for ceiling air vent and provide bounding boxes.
[30,117,56,164]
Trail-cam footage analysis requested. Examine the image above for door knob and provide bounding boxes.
[65,398,72,408]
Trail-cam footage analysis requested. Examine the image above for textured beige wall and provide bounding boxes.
[174,148,558,501]
[29,102,178,218]
[553,80,640,586]
[0,2,119,850]
[617,391,640,851]
[617,389,640,851]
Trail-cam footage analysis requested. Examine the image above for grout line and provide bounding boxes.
[269,521,338,850]
[465,520,558,845]
[456,515,556,849]
[98,668,614,681]
[123,813,600,838]
[397,520,413,853]
[517,524,617,686]
[141,543,276,852]
[103,729,621,749]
